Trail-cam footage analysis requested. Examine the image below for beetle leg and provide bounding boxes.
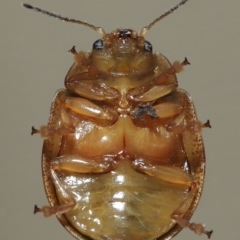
[31,126,75,138]
[65,51,120,102]
[167,118,212,134]
[34,168,77,217]
[32,95,119,138]
[51,154,119,173]
[130,88,185,120]
[132,159,212,238]
[65,58,120,102]
[66,79,121,102]
[172,213,213,238]
[153,101,183,118]
[31,93,119,139]
[34,203,76,217]
[171,182,213,238]
[132,159,193,186]
[153,58,190,85]
[64,96,118,123]
[127,58,189,102]
[34,155,119,217]
[68,45,77,55]
[127,82,177,102]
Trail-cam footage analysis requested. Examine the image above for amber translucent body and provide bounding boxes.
[42,29,206,240]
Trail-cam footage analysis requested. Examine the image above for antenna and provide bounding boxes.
[22,3,105,36]
[140,0,189,36]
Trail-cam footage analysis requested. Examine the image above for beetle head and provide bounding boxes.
[102,29,152,54]
[90,29,154,76]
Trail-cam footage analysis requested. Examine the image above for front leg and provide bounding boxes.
[132,159,212,238]
[127,58,189,102]
[65,50,120,102]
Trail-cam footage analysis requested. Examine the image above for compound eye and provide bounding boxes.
[144,41,152,52]
[93,39,104,50]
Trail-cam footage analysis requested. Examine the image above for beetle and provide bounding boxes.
[24,0,213,239]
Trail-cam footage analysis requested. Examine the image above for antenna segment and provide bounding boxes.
[22,3,105,36]
[140,0,189,36]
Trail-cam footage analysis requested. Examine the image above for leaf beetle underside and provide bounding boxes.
[24,1,213,239]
